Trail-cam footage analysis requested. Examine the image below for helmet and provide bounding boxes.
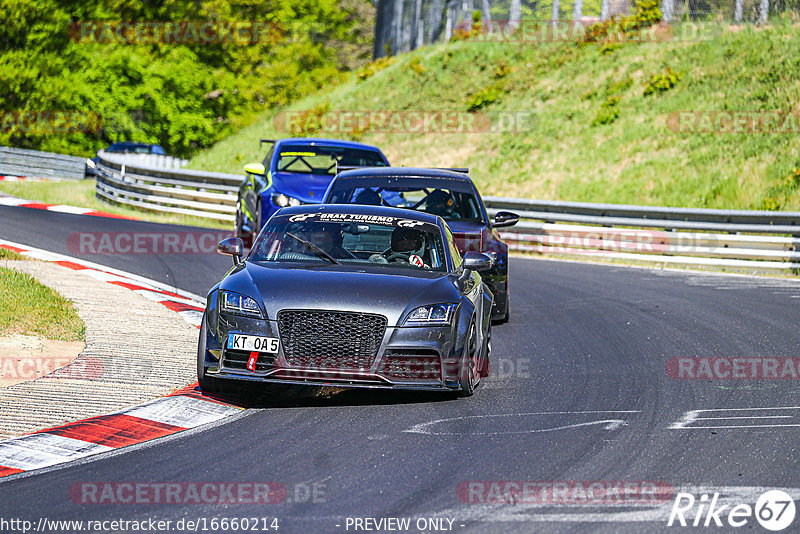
[391,227,422,253]
[354,189,382,206]
[307,222,343,248]
[426,189,453,217]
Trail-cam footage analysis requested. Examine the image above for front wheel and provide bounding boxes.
[234,201,251,248]
[457,321,479,397]
[197,317,236,394]
[250,200,263,247]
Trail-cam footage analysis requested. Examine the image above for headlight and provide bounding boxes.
[403,304,456,326]
[272,193,302,207]
[220,291,263,318]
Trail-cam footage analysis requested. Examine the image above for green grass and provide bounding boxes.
[0,267,85,341]
[0,180,228,229]
[0,248,23,260]
[190,21,800,211]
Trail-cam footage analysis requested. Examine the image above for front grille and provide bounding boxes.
[277,310,387,370]
[379,349,442,380]
[222,349,277,372]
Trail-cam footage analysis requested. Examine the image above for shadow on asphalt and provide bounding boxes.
[189,383,459,409]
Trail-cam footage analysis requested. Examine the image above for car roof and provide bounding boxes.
[275,203,442,225]
[275,137,383,152]
[335,166,471,181]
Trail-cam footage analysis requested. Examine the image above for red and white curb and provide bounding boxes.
[0,386,243,478]
[0,192,138,220]
[0,239,204,327]
[0,240,241,480]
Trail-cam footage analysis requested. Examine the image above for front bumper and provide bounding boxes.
[203,313,463,391]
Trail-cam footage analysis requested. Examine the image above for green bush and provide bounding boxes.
[592,96,621,125]
[466,84,503,112]
[409,58,426,75]
[357,56,395,81]
[644,67,683,96]
[0,0,376,158]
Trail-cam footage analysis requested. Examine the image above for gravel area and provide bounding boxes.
[0,260,198,439]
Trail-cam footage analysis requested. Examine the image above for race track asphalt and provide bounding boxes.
[2,204,800,533]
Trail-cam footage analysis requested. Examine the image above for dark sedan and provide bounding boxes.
[323,167,519,322]
[199,204,494,396]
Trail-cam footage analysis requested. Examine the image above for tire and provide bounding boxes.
[479,322,491,378]
[458,321,479,397]
[197,317,235,394]
[494,287,510,324]
[250,199,262,246]
[234,200,250,247]
[501,291,510,323]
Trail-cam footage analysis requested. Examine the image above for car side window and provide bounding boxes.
[445,227,462,270]
[262,144,275,168]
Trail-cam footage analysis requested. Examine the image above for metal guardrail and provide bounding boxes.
[95,151,241,222]
[483,197,800,273]
[99,151,188,170]
[92,156,800,273]
[0,146,87,180]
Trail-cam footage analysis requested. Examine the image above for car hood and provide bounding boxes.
[272,172,333,204]
[220,262,460,326]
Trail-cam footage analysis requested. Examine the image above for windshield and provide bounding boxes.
[276,145,387,176]
[250,212,448,272]
[325,176,484,223]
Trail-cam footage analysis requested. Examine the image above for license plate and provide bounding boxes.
[227,333,280,353]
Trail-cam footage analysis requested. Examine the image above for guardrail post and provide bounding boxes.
[573,0,584,23]
[551,0,561,28]
[758,0,769,23]
[661,0,674,22]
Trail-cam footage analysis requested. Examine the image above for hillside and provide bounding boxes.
[189,21,800,210]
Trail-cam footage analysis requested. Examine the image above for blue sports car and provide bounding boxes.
[235,138,389,245]
[200,204,494,397]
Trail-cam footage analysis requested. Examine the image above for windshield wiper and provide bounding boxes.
[286,233,340,264]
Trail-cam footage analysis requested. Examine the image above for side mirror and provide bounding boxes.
[493,211,519,228]
[218,237,244,265]
[244,162,266,175]
[462,251,493,272]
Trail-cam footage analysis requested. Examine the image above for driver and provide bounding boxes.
[305,222,350,258]
[354,189,382,206]
[425,189,455,218]
[388,226,427,267]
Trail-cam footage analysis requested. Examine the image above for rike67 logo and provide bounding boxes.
[668,490,796,531]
